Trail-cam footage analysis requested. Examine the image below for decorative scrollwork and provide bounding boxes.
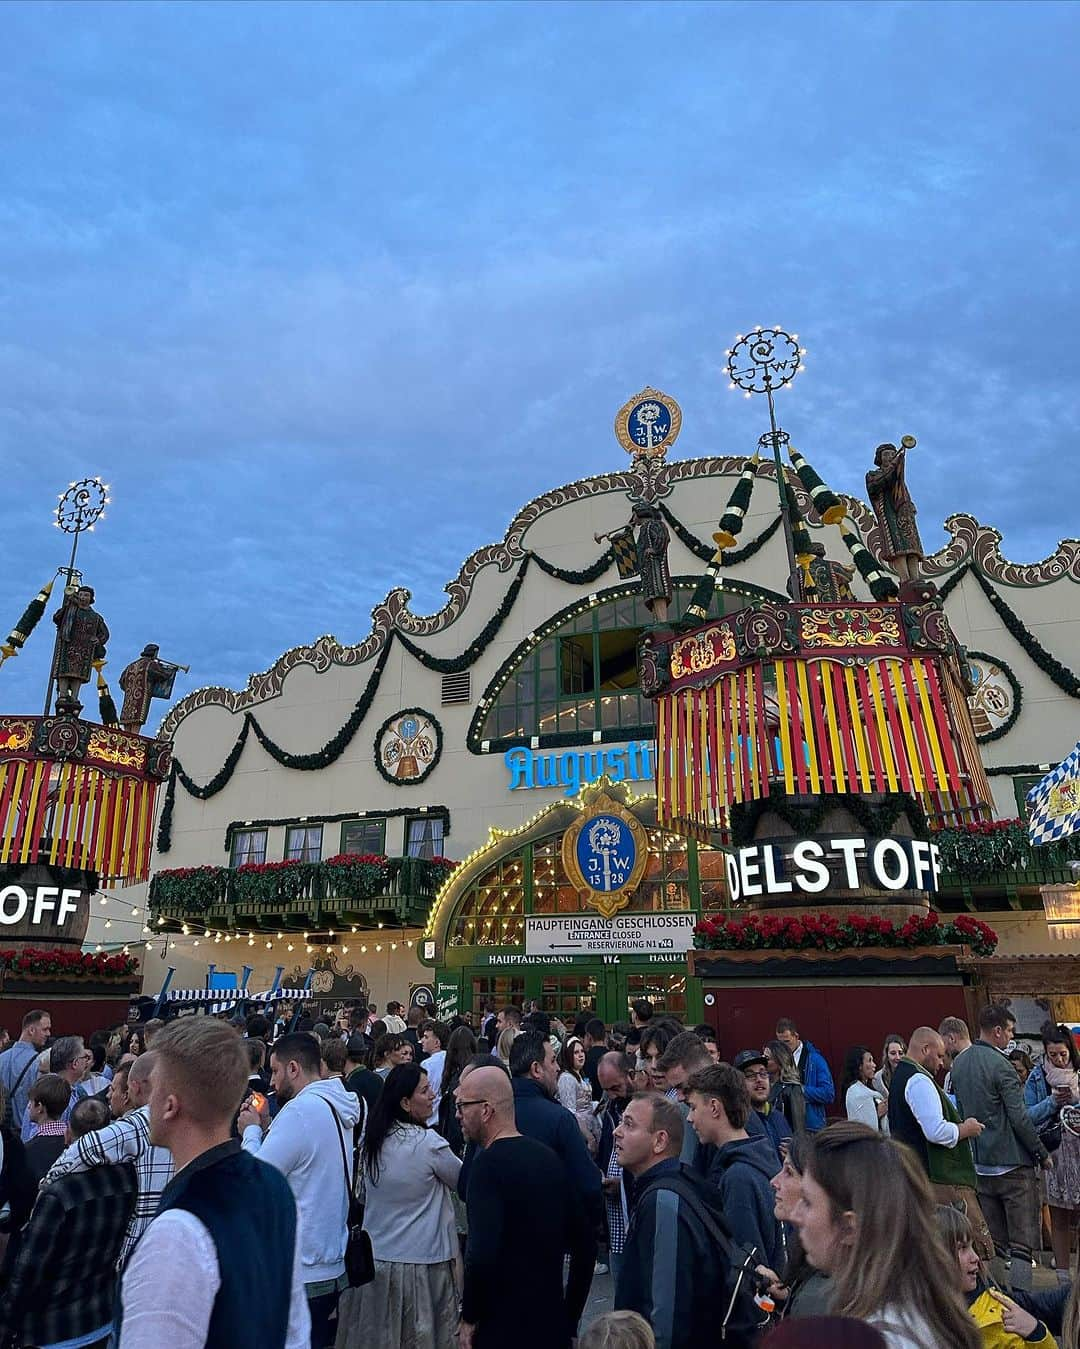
[727,328,804,394]
[56,478,108,535]
[735,602,798,657]
[35,717,90,760]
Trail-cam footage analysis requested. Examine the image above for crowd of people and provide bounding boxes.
[0,994,1078,1348]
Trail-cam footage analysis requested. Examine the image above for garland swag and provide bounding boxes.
[937,562,1080,697]
[728,789,928,848]
[395,557,531,674]
[659,503,784,567]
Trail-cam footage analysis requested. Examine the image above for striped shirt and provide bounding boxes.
[40,1104,174,1267]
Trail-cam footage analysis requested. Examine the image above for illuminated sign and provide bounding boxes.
[0,885,82,927]
[724,836,941,904]
[505,741,655,796]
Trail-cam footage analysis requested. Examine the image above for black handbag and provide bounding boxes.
[325,1098,375,1287]
[1039,1115,1063,1154]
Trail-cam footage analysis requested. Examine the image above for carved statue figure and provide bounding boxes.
[118,644,181,733]
[865,440,924,583]
[805,541,856,602]
[52,584,109,715]
[630,504,672,623]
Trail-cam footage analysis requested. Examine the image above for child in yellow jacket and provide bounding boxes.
[937,1206,1055,1349]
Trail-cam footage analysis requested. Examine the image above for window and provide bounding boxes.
[477,579,767,747]
[625,973,688,1020]
[407,816,445,860]
[231,829,267,867]
[285,825,323,863]
[450,854,525,948]
[1012,775,1043,820]
[340,818,386,856]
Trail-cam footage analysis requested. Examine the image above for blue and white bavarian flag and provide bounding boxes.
[1027,741,1080,846]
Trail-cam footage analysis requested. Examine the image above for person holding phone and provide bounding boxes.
[1025,1021,1080,1277]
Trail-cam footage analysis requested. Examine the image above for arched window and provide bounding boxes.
[473,576,779,751]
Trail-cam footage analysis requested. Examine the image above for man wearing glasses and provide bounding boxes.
[733,1049,790,1167]
[21,1037,90,1142]
[455,1066,571,1349]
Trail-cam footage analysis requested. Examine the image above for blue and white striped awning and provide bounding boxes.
[164,987,280,1015]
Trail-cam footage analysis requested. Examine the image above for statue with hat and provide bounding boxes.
[51,583,109,716]
[630,502,672,624]
[865,436,924,584]
[118,644,186,733]
[805,540,856,603]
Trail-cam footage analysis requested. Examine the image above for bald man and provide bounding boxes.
[41,1049,174,1267]
[457,1066,571,1349]
[887,1026,992,1258]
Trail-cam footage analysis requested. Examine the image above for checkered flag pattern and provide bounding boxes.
[610,528,639,580]
[1027,740,1080,846]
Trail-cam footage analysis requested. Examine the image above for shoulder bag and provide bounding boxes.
[324,1098,375,1287]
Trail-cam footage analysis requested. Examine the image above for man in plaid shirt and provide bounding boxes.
[40,1051,173,1268]
[0,1103,137,1349]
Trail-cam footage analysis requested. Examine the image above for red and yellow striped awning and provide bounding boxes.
[656,654,991,833]
[0,758,159,883]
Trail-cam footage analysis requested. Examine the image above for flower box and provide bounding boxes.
[693,910,998,957]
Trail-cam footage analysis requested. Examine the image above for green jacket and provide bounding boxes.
[951,1041,1049,1169]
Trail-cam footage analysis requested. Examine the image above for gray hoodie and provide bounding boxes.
[241,1075,361,1285]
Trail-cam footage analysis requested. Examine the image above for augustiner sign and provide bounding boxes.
[0,884,83,927]
[725,836,942,903]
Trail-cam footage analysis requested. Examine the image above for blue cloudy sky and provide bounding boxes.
[2,1,1078,712]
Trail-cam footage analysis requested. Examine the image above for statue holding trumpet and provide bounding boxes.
[865,435,923,584]
[596,501,673,623]
[118,643,188,733]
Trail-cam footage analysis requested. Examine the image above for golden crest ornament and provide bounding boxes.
[614,387,682,460]
[561,792,650,920]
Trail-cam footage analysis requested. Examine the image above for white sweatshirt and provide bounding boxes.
[242,1075,361,1285]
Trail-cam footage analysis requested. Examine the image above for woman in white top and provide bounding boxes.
[842,1045,888,1132]
[871,1034,905,1101]
[793,1121,979,1349]
[556,1036,600,1155]
[339,1063,462,1349]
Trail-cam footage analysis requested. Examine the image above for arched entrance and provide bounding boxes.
[420,780,729,1024]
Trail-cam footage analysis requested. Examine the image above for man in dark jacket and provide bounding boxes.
[614,1091,762,1349]
[686,1063,783,1269]
[509,1031,602,1335]
[775,1018,834,1131]
[733,1049,789,1166]
[951,1003,1050,1290]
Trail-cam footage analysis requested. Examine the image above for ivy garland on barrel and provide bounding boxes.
[728,789,928,847]
[693,910,999,957]
[0,947,139,979]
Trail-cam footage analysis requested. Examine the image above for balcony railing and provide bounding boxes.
[149,854,455,933]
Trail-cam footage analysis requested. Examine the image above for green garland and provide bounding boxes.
[395,557,531,674]
[970,567,1080,698]
[986,761,1057,777]
[659,503,784,567]
[966,649,1023,744]
[159,641,392,851]
[729,789,927,847]
[936,562,969,601]
[938,563,1079,696]
[530,547,615,585]
[373,707,444,787]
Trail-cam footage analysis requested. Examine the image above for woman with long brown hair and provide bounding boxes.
[792,1120,980,1348]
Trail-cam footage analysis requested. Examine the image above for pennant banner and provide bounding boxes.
[0,757,160,884]
[656,654,991,832]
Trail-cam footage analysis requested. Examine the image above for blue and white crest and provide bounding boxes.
[561,793,649,918]
[614,386,682,459]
